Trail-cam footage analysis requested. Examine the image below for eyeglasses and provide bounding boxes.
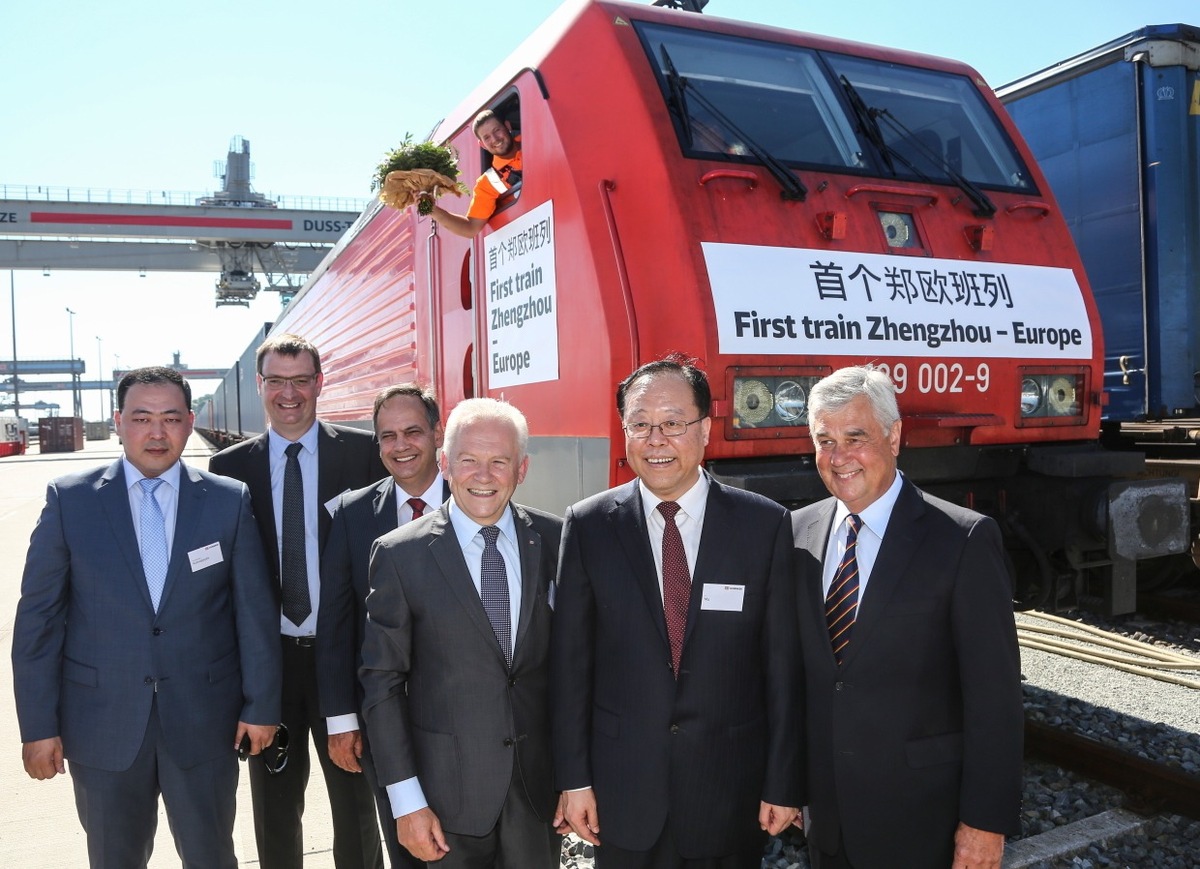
[261,374,318,390]
[237,723,290,774]
[622,417,705,439]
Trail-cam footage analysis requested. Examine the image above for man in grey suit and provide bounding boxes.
[360,397,562,867]
[209,333,385,869]
[791,366,1022,868]
[319,384,448,868]
[12,366,282,869]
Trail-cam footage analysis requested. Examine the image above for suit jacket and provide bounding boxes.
[11,460,281,772]
[791,479,1023,868]
[208,421,384,595]
[360,502,562,837]
[550,476,802,857]
[317,476,450,719]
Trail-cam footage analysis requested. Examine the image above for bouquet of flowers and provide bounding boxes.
[372,135,467,215]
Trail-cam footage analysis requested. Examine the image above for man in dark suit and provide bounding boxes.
[791,365,1022,869]
[12,366,281,869]
[361,397,562,867]
[209,334,386,869]
[318,384,448,868]
[552,356,802,869]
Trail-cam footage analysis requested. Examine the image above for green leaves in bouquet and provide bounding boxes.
[372,134,462,209]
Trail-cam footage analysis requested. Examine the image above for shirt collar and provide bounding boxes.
[447,497,518,550]
[122,457,182,493]
[832,470,904,538]
[268,420,319,459]
[398,475,446,512]
[639,471,709,523]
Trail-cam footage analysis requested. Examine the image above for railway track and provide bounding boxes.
[1024,720,1200,820]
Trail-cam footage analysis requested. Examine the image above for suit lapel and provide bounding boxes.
[511,505,543,660]
[158,464,204,613]
[687,481,736,648]
[316,422,344,547]
[97,461,152,610]
[427,507,510,668]
[799,502,839,669]
[373,478,399,537]
[609,482,670,654]
[246,434,276,565]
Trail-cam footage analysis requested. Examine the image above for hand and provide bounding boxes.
[759,801,799,836]
[235,722,276,756]
[952,821,1004,868]
[328,730,364,773]
[561,788,601,845]
[552,792,572,835]
[398,807,450,862]
[22,737,65,780]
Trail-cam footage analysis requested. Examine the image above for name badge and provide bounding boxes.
[188,542,224,572]
[701,583,745,612]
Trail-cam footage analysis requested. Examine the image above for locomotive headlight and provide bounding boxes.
[1045,375,1079,416]
[1017,371,1085,422]
[734,379,774,425]
[878,211,918,249]
[1019,378,1042,416]
[774,381,807,422]
[731,373,823,430]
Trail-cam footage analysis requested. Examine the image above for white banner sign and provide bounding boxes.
[484,200,559,388]
[702,242,1092,359]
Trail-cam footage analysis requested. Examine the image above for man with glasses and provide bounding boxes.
[210,334,386,869]
[13,367,281,868]
[317,385,448,868]
[551,355,802,869]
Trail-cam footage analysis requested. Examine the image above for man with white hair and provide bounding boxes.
[360,397,563,867]
[792,365,1022,869]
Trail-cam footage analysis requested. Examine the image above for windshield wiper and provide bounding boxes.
[660,47,806,202]
[839,75,996,218]
[660,46,694,148]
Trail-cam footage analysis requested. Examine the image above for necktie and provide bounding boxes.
[479,526,512,667]
[281,442,311,626]
[657,501,690,678]
[826,514,863,665]
[138,477,169,612]
[407,497,427,520]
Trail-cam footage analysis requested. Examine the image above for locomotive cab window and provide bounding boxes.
[636,21,1035,195]
[479,95,523,214]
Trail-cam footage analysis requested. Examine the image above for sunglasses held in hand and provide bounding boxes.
[236,723,290,775]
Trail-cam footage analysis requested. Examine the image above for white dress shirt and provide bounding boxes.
[639,471,709,598]
[123,458,182,557]
[821,470,904,601]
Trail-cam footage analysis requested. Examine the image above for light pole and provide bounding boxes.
[8,271,18,417]
[95,336,105,420]
[65,307,81,418]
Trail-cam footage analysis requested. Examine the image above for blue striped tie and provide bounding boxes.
[138,477,169,612]
[826,514,862,665]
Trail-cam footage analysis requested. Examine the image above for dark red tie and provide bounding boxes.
[407,498,426,520]
[657,501,690,678]
[826,514,862,665]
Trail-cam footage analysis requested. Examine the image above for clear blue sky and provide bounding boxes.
[2,0,1195,418]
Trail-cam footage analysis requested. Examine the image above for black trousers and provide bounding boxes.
[597,823,765,869]
[249,637,383,869]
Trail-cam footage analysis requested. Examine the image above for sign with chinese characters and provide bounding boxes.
[702,242,1092,359]
[484,200,559,388]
